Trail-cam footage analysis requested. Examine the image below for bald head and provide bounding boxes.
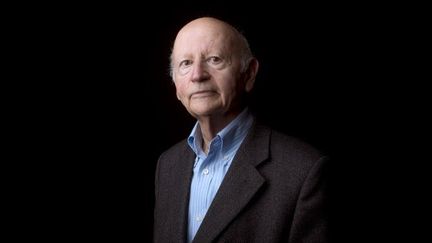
[176,17,240,43]
[169,17,253,79]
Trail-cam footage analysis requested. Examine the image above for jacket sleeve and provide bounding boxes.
[288,156,330,243]
[153,152,164,243]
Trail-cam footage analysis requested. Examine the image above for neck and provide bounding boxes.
[198,110,242,154]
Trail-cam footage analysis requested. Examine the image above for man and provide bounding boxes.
[154,17,329,243]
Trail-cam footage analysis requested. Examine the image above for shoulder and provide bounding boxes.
[269,128,324,162]
[158,139,189,163]
[155,139,193,182]
[252,123,327,175]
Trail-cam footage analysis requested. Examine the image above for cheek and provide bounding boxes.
[175,82,187,100]
[222,78,241,98]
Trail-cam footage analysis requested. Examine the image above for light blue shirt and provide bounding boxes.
[186,108,254,243]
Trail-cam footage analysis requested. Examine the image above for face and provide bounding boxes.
[171,19,256,119]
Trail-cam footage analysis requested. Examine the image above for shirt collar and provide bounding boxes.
[187,108,253,156]
[187,122,203,156]
[217,108,253,154]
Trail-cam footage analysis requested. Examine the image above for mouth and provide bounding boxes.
[190,90,216,98]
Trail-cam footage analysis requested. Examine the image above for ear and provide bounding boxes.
[244,58,259,92]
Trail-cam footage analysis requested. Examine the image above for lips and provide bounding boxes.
[190,90,216,98]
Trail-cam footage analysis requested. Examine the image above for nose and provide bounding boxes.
[191,61,210,82]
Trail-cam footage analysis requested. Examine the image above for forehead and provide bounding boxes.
[172,21,236,58]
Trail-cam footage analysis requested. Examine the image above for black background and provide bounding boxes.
[9,3,417,242]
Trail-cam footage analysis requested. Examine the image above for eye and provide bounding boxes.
[179,59,192,68]
[177,59,193,75]
[207,56,222,65]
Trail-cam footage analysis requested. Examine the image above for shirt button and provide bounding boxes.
[195,215,202,221]
[203,168,209,175]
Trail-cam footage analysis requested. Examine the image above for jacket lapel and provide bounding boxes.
[193,124,271,242]
[167,145,195,243]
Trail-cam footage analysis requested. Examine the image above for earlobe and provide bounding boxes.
[245,79,255,92]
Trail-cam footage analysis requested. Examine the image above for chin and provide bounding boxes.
[189,106,222,118]
[191,110,216,117]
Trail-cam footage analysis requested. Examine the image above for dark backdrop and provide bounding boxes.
[21,4,402,242]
